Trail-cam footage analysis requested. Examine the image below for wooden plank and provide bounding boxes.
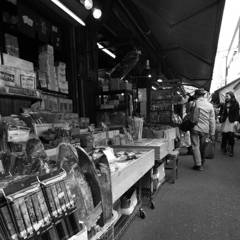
[111,148,154,203]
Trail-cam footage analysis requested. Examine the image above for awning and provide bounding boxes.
[122,0,226,90]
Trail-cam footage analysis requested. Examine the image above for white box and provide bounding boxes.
[3,53,34,72]
[0,65,20,87]
[20,70,36,89]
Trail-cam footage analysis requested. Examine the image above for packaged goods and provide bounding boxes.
[0,176,51,239]
[38,45,58,91]
[2,53,34,72]
[20,70,36,89]
[58,98,73,113]
[18,4,36,38]
[37,16,50,42]
[51,25,62,49]
[0,205,18,239]
[37,70,48,88]
[25,138,50,174]
[11,198,27,238]
[41,95,59,112]
[4,33,19,57]
[0,65,18,87]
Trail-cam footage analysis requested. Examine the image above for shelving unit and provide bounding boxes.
[96,89,133,126]
[149,88,182,125]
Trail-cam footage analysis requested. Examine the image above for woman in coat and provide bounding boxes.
[219,91,239,156]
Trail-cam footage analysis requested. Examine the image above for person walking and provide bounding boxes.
[190,89,216,171]
[219,91,239,157]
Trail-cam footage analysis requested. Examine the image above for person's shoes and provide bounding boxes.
[229,152,234,157]
[192,165,204,171]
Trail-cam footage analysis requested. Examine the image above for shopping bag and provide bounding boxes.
[204,138,215,159]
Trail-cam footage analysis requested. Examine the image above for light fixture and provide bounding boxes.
[148,74,152,78]
[157,78,162,83]
[51,0,86,26]
[80,0,93,10]
[92,7,102,19]
[97,42,116,59]
[146,59,150,69]
[152,86,157,91]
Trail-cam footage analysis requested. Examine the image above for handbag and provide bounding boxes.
[179,116,196,132]
[179,101,199,132]
[204,138,215,159]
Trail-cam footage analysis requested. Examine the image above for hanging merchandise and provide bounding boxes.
[0,176,51,239]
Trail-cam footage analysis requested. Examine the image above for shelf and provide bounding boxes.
[96,106,127,112]
[150,109,172,112]
[97,90,132,95]
[114,203,141,240]
[40,89,69,98]
[0,91,41,102]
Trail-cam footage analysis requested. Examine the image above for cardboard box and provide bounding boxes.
[39,44,54,55]
[37,71,47,88]
[20,70,36,89]
[58,98,73,113]
[2,53,34,72]
[40,94,58,112]
[4,33,19,57]
[58,81,68,94]
[0,65,20,87]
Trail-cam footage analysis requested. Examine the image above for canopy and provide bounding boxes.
[117,0,226,90]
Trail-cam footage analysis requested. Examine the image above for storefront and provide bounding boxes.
[0,0,225,239]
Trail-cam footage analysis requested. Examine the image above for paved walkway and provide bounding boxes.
[121,140,240,240]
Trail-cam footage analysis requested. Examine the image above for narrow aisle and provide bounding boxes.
[121,140,240,240]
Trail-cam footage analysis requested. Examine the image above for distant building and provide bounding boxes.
[212,78,240,104]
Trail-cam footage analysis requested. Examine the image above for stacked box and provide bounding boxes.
[58,98,73,113]
[38,45,58,91]
[56,62,68,94]
[4,33,19,57]
[0,65,20,87]
[19,70,36,89]
[3,53,34,72]
[37,70,47,88]
[40,94,59,112]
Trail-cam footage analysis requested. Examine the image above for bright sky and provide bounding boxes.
[211,0,240,92]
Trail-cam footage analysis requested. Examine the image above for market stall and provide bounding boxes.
[0,0,225,239]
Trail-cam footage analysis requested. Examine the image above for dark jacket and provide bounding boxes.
[219,101,239,123]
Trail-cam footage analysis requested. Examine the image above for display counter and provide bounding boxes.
[114,138,173,162]
[110,147,155,203]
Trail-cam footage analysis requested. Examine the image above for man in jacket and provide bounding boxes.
[191,89,216,171]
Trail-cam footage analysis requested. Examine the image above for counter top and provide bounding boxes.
[110,147,155,203]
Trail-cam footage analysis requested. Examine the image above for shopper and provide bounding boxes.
[190,89,216,171]
[219,91,239,157]
[185,93,196,155]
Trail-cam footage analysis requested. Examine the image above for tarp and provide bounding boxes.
[130,0,226,90]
